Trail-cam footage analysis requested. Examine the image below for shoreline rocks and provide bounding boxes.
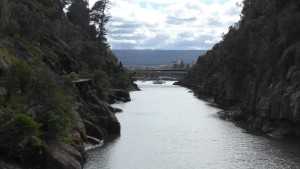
[111,89,131,103]
[4,84,128,169]
[182,82,300,139]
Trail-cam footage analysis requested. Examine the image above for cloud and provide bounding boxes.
[166,16,198,25]
[89,0,243,50]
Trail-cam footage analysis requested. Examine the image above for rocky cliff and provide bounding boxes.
[37,81,123,169]
[0,0,134,168]
[181,0,300,137]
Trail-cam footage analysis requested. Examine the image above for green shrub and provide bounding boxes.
[0,112,45,161]
[69,72,79,81]
[94,69,111,88]
[58,136,73,144]
[11,60,34,93]
[94,69,113,101]
[0,114,43,157]
[46,90,75,138]
[110,72,131,90]
[1,114,41,139]
[96,87,114,102]
[0,95,7,107]
[0,43,17,63]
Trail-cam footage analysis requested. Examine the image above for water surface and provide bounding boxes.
[85,81,300,169]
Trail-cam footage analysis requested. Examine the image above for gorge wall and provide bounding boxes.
[181,0,300,137]
[0,0,135,168]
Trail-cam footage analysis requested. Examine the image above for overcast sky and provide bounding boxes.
[89,0,243,50]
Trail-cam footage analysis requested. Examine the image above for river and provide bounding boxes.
[84,81,300,169]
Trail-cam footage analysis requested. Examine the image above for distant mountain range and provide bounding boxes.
[112,50,207,66]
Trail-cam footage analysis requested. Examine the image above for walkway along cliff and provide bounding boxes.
[180,0,300,137]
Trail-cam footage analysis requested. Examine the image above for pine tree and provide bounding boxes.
[67,0,90,30]
[90,0,110,47]
[0,0,10,34]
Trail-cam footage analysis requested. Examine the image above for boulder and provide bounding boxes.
[106,104,123,113]
[83,119,105,140]
[86,136,101,145]
[71,107,87,141]
[69,107,88,161]
[44,142,84,169]
[173,81,180,85]
[261,118,273,133]
[217,107,243,121]
[267,121,294,138]
[87,94,122,113]
[79,100,121,135]
[68,130,86,163]
[87,94,103,106]
[112,89,131,102]
[132,83,141,91]
[112,107,123,113]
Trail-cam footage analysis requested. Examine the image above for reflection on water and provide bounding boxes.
[84,81,300,169]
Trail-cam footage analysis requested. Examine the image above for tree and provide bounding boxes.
[90,0,110,47]
[67,0,90,30]
[0,0,10,34]
[119,61,123,68]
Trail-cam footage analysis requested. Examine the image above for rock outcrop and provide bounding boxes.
[111,89,131,103]
[44,142,84,169]
[34,83,122,169]
[180,0,300,137]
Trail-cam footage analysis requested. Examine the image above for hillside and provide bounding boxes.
[181,0,300,137]
[0,0,134,168]
[113,49,206,66]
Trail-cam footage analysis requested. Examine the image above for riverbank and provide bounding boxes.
[176,81,300,139]
[177,0,300,139]
[0,79,136,169]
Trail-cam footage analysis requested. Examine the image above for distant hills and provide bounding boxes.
[112,50,206,66]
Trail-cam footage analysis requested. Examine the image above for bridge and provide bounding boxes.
[131,69,188,81]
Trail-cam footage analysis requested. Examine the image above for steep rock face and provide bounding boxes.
[78,92,121,136]
[181,0,300,137]
[44,142,83,169]
[36,83,122,169]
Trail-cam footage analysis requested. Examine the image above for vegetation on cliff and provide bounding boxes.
[182,0,300,136]
[0,0,133,167]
